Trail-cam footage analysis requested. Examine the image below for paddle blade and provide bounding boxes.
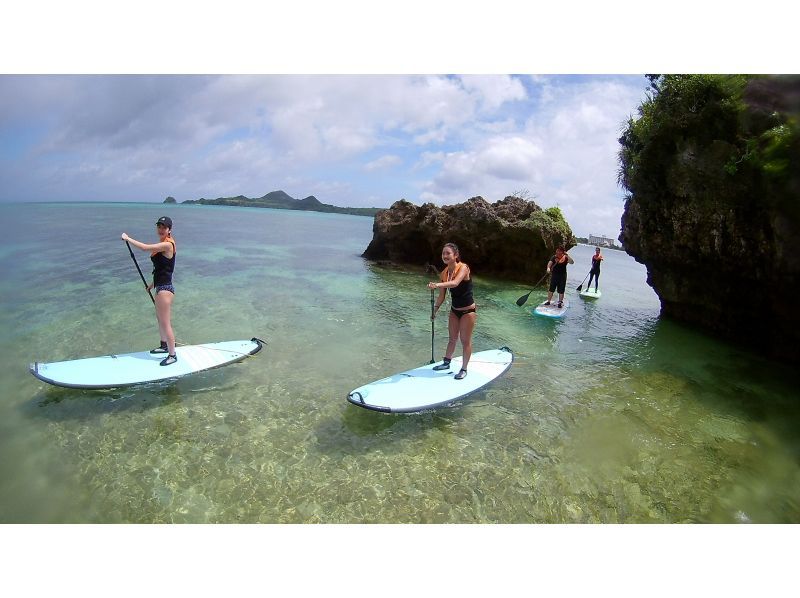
[576,284,583,292]
[516,291,531,306]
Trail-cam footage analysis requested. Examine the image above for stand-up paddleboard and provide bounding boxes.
[30,338,265,389]
[347,347,513,413]
[579,288,601,299]
[533,299,569,318]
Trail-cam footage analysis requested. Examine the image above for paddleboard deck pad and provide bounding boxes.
[347,347,513,413]
[30,338,265,389]
[533,299,569,318]
[579,288,601,299]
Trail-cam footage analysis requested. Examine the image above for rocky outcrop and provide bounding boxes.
[619,75,800,363]
[362,195,575,282]
[163,196,177,204]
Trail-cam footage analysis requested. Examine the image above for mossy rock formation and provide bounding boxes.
[362,195,575,282]
[619,74,800,363]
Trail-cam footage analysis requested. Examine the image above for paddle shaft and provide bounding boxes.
[429,288,435,363]
[125,240,155,304]
[516,271,550,306]
[576,270,591,292]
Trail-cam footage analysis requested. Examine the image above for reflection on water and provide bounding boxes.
[0,203,798,523]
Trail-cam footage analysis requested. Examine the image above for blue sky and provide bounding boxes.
[0,74,649,238]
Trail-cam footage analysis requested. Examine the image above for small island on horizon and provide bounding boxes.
[165,190,380,217]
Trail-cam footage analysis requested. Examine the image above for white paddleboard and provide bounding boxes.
[533,299,569,318]
[579,288,601,299]
[30,338,265,389]
[347,347,513,413]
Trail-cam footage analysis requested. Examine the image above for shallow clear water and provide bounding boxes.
[1,202,798,523]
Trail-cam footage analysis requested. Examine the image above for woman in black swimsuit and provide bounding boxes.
[587,246,603,292]
[121,216,178,366]
[427,243,476,380]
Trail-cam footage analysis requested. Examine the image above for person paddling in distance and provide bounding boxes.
[587,246,603,292]
[427,243,476,380]
[544,245,574,308]
[121,216,178,366]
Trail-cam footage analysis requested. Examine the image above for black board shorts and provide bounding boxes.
[549,275,566,294]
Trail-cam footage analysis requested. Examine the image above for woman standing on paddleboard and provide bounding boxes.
[587,246,603,292]
[428,243,476,380]
[121,216,177,366]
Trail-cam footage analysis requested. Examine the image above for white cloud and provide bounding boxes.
[363,155,402,172]
[413,151,446,170]
[459,74,527,110]
[413,127,449,145]
[480,136,544,180]
[421,135,544,200]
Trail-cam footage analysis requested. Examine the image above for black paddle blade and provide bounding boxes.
[516,291,531,306]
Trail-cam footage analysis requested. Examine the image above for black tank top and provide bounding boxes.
[444,262,474,309]
[550,255,568,278]
[151,237,176,286]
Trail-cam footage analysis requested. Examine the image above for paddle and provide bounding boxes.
[576,270,592,292]
[426,264,437,363]
[429,288,436,363]
[125,240,155,304]
[515,272,550,306]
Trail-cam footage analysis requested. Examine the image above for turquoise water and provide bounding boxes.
[0,202,798,523]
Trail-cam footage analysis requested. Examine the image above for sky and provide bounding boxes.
[0,74,649,238]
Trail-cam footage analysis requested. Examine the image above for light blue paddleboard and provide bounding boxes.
[533,299,569,318]
[579,288,601,299]
[30,338,265,389]
[347,347,513,413]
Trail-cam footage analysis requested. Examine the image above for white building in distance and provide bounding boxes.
[588,234,617,247]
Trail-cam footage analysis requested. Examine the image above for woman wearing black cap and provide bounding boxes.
[121,216,178,366]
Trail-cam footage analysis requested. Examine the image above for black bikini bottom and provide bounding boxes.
[451,307,476,319]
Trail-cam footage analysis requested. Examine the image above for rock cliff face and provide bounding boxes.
[619,75,800,363]
[362,196,575,282]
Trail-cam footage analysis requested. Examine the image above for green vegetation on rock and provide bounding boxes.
[618,74,800,363]
[525,206,575,248]
[619,75,799,214]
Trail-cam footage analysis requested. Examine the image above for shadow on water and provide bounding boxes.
[24,384,184,421]
[311,390,483,458]
[22,374,242,422]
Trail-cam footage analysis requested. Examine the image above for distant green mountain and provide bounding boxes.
[176,190,380,217]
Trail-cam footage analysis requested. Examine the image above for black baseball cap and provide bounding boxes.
[156,216,173,228]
